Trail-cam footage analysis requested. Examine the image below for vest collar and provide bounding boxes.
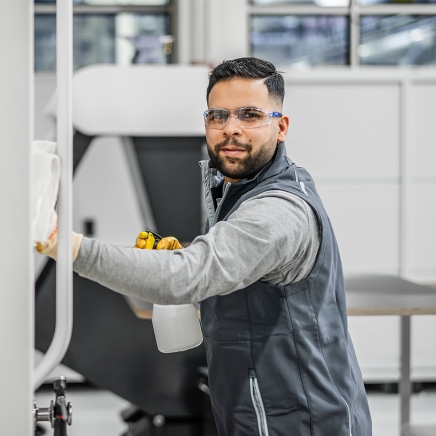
[199,142,291,190]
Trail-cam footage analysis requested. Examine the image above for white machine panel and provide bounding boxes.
[72,64,210,136]
[73,136,146,246]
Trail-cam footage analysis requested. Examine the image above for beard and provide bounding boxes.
[207,137,276,180]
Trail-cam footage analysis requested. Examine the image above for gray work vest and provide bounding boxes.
[200,143,372,436]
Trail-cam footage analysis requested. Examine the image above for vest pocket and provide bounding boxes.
[249,370,270,436]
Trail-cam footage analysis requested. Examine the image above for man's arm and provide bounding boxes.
[73,191,319,305]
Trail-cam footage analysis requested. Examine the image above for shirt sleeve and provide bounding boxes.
[73,190,319,305]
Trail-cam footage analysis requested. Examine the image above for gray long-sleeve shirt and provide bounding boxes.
[73,190,320,305]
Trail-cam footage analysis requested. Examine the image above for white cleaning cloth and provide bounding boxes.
[32,140,61,245]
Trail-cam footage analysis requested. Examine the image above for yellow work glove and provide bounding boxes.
[134,231,183,251]
[36,222,83,261]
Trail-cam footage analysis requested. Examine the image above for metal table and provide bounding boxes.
[345,274,436,436]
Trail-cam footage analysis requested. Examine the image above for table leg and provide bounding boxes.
[400,315,411,436]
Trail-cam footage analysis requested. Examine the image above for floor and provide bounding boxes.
[34,385,436,436]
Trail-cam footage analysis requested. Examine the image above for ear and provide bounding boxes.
[277,114,290,143]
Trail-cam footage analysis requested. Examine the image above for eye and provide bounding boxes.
[240,109,263,122]
[209,110,227,123]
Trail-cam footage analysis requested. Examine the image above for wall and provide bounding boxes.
[0,1,35,434]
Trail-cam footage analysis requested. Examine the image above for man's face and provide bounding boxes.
[206,78,289,183]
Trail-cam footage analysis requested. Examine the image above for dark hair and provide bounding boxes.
[206,57,284,105]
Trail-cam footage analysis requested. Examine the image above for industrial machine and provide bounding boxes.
[35,65,217,436]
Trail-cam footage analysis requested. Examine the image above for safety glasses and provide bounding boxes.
[203,107,282,130]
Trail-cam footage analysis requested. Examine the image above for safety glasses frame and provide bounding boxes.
[203,107,282,130]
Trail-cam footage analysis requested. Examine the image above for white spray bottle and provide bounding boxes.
[137,231,203,353]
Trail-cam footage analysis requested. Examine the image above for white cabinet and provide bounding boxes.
[282,70,436,381]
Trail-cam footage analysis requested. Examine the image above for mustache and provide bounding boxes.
[213,138,252,152]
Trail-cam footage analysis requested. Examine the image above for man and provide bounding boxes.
[40,57,372,435]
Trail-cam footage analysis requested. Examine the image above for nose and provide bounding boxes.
[223,114,242,136]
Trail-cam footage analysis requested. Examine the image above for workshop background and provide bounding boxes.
[1,0,436,435]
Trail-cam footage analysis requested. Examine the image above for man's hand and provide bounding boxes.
[156,237,183,250]
[134,231,183,250]
[36,221,83,261]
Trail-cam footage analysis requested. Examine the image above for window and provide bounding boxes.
[359,0,435,4]
[360,15,436,64]
[253,0,349,5]
[250,0,436,66]
[35,0,169,4]
[34,1,172,71]
[252,15,349,66]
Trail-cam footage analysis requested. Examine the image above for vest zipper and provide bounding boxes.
[340,395,352,436]
[249,370,269,436]
[211,182,231,227]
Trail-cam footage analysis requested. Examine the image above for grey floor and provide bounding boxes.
[34,386,436,436]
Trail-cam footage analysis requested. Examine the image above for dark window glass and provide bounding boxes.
[35,0,169,4]
[252,15,349,66]
[360,16,436,65]
[34,13,170,71]
[359,0,435,5]
[252,0,350,5]
[35,15,57,71]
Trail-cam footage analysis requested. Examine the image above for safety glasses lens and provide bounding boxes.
[206,109,228,126]
[237,109,268,127]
